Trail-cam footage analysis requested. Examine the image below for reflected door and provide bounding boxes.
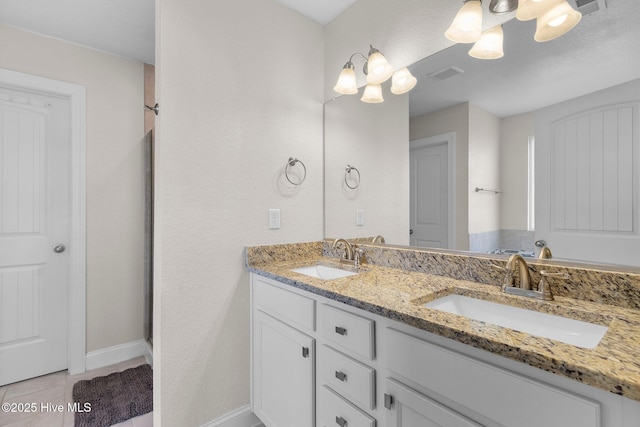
[410,140,449,248]
[535,80,640,266]
[0,86,71,385]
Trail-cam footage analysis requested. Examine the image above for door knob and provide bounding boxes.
[53,244,66,253]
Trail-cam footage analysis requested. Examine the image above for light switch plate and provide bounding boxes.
[268,209,281,229]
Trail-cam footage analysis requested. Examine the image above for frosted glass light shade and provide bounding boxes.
[516,0,561,21]
[391,68,417,94]
[333,66,358,95]
[366,51,394,84]
[469,25,504,59]
[361,84,383,103]
[445,0,483,43]
[535,1,582,42]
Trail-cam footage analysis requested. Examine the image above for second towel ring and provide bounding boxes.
[285,157,307,185]
[344,165,361,189]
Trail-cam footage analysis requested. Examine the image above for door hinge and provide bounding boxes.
[384,393,393,410]
[302,346,309,358]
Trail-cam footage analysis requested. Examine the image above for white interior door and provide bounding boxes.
[410,140,449,248]
[0,86,71,385]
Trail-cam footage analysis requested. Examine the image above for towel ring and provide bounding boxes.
[344,165,360,189]
[285,157,307,185]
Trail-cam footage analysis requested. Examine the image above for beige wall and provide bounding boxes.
[468,103,501,235]
[500,112,534,231]
[410,103,470,250]
[0,24,145,353]
[324,92,410,245]
[155,0,324,425]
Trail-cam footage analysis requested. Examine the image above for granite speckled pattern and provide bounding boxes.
[246,241,640,401]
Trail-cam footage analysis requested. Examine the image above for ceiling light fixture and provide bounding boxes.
[333,45,417,103]
[446,0,582,60]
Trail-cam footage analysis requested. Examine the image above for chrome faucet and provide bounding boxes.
[503,254,532,292]
[371,235,385,244]
[332,238,354,262]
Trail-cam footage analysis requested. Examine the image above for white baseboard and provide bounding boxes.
[143,339,153,367]
[85,339,152,371]
[201,405,263,427]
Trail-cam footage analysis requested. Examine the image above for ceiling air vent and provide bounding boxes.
[427,66,464,81]
[574,0,607,15]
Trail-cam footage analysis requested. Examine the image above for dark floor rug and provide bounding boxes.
[72,364,153,427]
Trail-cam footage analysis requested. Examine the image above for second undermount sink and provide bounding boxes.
[291,264,360,280]
[424,294,608,349]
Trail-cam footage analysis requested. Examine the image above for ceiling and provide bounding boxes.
[0,0,155,64]
[0,0,353,65]
[409,0,640,118]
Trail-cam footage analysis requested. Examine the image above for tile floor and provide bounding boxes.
[0,357,152,427]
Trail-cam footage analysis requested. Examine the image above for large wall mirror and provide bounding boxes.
[324,0,640,267]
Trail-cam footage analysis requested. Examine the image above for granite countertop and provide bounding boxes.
[247,255,640,402]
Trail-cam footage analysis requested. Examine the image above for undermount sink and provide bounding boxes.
[424,294,608,349]
[291,264,360,280]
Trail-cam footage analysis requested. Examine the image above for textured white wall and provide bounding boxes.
[0,24,145,353]
[324,92,409,245]
[154,0,324,425]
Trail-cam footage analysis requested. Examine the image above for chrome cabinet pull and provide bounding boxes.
[53,244,66,253]
[335,371,347,381]
[301,347,309,358]
[335,326,347,335]
[336,416,347,427]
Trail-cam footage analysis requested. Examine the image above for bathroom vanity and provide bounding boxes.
[247,241,640,427]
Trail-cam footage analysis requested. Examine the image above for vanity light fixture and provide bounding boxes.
[361,83,384,103]
[516,0,561,21]
[333,45,417,103]
[534,0,582,42]
[445,0,484,43]
[446,0,582,60]
[489,0,519,14]
[366,46,394,84]
[391,68,418,94]
[469,25,504,59]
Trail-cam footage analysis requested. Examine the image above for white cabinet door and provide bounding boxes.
[384,378,481,427]
[253,310,315,427]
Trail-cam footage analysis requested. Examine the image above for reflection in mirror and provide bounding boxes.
[324,0,640,267]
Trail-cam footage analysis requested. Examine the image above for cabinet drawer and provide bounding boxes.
[252,276,315,331]
[319,304,375,360]
[319,345,376,410]
[386,328,600,427]
[318,385,376,427]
